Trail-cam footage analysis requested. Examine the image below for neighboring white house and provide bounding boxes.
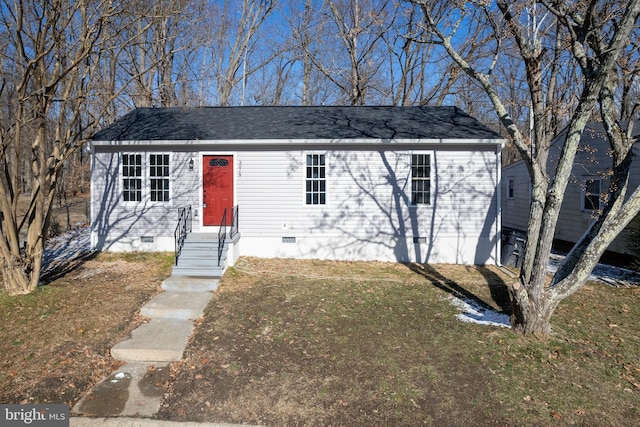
[90,105,504,265]
[502,122,640,258]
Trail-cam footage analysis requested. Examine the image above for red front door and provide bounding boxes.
[203,155,234,226]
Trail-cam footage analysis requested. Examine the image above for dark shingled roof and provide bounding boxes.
[92,105,501,141]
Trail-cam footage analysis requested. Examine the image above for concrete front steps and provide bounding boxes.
[171,233,229,278]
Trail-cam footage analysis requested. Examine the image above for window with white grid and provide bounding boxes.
[411,154,431,205]
[149,154,170,202]
[306,154,326,205]
[122,154,142,202]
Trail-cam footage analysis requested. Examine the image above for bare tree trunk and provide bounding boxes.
[287,0,331,105]
[0,0,128,295]
[301,0,315,106]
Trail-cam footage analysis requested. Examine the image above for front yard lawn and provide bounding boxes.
[0,252,172,405]
[158,257,640,426]
[2,254,638,426]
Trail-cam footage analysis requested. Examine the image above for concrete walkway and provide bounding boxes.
[71,418,259,427]
[72,277,220,419]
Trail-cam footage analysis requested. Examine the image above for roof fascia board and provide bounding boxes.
[91,138,506,147]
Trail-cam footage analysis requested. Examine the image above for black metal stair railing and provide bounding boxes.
[217,205,239,266]
[174,205,192,265]
[217,208,227,266]
[230,205,239,238]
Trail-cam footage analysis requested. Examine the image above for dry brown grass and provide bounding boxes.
[158,257,640,427]
[2,254,638,426]
[0,252,173,405]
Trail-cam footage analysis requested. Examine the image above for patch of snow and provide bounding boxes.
[448,252,639,328]
[447,296,511,328]
[41,226,93,277]
[43,226,91,260]
[548,252,640,287]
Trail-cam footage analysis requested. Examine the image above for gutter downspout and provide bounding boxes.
[89,142,96,250]
[496,140,505,266]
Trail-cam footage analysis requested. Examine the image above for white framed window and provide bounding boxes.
[582,177,601,211]
[305,153,326,205]
[411,153,431,205]
[507,177,515,199]
[122,154,142,202]
[121,153,171,203]
[149,154,170,202]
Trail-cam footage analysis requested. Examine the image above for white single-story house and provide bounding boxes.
[502,122,640,259]
[90,105,505,266]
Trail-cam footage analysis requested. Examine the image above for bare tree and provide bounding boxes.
[0,0,126,295]
[296,0,393,105]
[209,0,276,106]
[286,0,335,105]
[415,0,640,335]
[298,0,322,105]
[332,0,390,104]
[382,4,464,106]
[115,0,208,108]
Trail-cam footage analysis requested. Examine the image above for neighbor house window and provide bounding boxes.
[122,154,142,202]
[411,154,431,205]
[306,154,326,205]
[149,154,170,202]
[507,177,515,199]
[582,177,601,211]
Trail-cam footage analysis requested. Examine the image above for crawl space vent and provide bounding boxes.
[141,236,154,243]
[282,236,297,243]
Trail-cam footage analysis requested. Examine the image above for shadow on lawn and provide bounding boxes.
[40,226,97,285]
[40,250,98,285]
[407,263,512,314]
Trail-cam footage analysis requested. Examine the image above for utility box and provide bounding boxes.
[501,230,526,268]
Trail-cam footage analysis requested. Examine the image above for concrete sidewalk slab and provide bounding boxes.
[141,292,212,320]
[74,274,220,421]
[71,417,261,427]
[111,319,194,362]
[73,363,169,418]
[162,277,219,292]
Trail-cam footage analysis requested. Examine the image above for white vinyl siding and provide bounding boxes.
[91,150,191,251]
[235,147,498,264]
[92,143,501,264]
